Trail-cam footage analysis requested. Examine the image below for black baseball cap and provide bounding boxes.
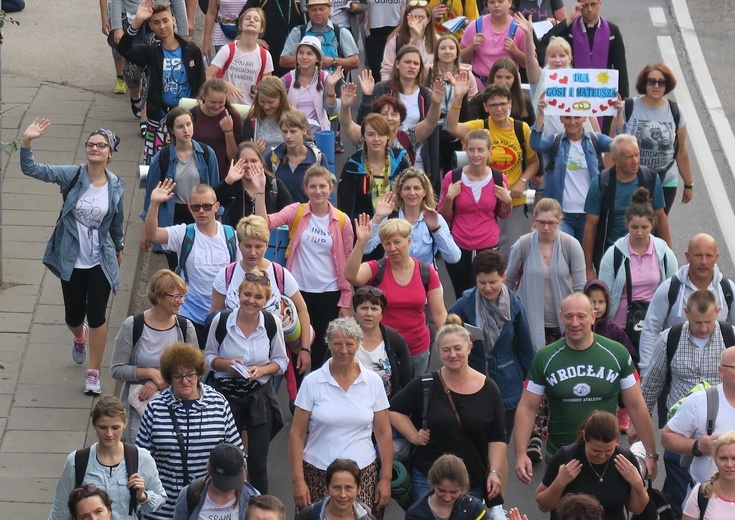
[209,444,245,491]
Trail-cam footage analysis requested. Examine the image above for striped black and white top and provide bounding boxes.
[135,383,243,520]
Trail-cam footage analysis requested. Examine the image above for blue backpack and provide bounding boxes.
[176,223,237,283]
[300,24,343,60]
[475,16,518,39]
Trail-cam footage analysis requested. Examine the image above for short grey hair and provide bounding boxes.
[325,317,364,345]
[610,134,638,159]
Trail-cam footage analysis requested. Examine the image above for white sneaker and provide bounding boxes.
[85,369,101,395]
[489,505,508,520]
[72,324,88,364]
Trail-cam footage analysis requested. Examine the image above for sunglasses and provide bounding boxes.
[189,203,215,212]
[244,272,270,285]
[646,78,667,87]
[69,483,99,501]
[356,287,385,297]
[85,142,110,150]
[407,0,428,6]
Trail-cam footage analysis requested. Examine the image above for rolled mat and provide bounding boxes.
[391,461,412,510]
[315,130,335,173]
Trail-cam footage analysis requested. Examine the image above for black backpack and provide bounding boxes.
[697,483,711,520]
[666,276,734,320]
[75,443,140,518]
[630,480,674,520]
[214,309,278,345]
[592,165,658,270]
[132,312,189,345]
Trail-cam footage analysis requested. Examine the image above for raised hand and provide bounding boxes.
[446,179,463,200]
[150,178,176,204]
[341,82,358,109]
[373,192,396,219]
[326,66,344,87]
[135,0,154,23]
[23,118,51,141]
[513,13,534,35]
[354,213,373,243]
[447,70,471,100]
[537,92,547,111]
[431,4,447,20]
[225,159,247,185]
[429,77,446,105]
[250,162,267,192]
[358,69,375,96]
[407,13,425,37]
[256,138,267,152]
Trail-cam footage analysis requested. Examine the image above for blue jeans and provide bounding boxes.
[411,468,432,504]
[663,448,691,519]
[560,212,586,243]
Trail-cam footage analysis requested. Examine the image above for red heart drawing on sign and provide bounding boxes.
[548,98,557,106]
[599,104,608,111]
[559,76,569,85]
[565,108,571,113]
[549,73,558,80]
[608,99,616,107]
[592,109,598,114]
[558,103,566,109]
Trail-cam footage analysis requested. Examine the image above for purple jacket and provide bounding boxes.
[584,279,639,366]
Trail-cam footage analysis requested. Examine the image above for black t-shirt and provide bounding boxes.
[390,372,507,489]
[542,442,641,520]
[512,0,565,22]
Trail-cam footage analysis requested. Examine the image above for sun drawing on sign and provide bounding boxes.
[596,71,611,85]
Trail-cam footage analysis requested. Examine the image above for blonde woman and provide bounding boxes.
[683,431,735,519]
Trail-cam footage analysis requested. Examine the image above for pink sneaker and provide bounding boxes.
[85,369,101,395]
[72,324,88,365]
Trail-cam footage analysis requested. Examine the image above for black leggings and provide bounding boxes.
[662,185,677,216]
[445,247,495,299]
[301,291,341,371]
[60,266,112,328]
[365,26,395,81]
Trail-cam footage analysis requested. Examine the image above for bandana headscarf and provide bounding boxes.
[89,129,120,152]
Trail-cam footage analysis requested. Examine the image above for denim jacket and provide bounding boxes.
[21,148,126,290]
[530,125,612,207]
[449,287,535,411]
[139,141,220,226]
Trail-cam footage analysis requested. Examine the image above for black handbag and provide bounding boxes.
[623,257,650,349]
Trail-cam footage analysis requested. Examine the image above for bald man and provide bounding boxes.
[662,346,735,511]
[514,293,658,484]
[639,234,735,379]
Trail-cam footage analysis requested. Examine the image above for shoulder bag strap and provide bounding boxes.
[166,404,190,484]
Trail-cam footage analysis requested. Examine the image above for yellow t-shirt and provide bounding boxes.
[429,0,480,40]
[465,117,536,206]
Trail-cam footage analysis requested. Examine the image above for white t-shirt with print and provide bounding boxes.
[198,493,239,520]
[74,182,109,268]
[212,261,299,313]
[211,44,274,104]
[293,213,338,292]
[164,222,242,325]
[355,342,392,397]
[562,139,591,213]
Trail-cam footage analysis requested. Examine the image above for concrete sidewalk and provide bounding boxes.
[0,76,146,516]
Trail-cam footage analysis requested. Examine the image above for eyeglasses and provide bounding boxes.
[646,78,668,87]
[535,220,559,228]
[69,483,99,501]
[579,2,600,8]
[487,102,509,110]
[85,142,110,150]
[165,293,187,302]
[244,272,270,285]
[189,203,215,212]
[356,287,385,298]
[171,372,198,382]
[407,0,428,6]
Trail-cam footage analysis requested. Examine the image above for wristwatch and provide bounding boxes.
[684,183,694,190]
[300,347,312,354]
[645,453,659,461]
[519,177,529,184]
[692,440,703,457]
